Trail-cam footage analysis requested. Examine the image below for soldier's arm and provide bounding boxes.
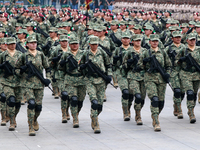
[164,50,172,74]
[109,37,116,53]
[102,51,112,76]
[138,50,146,69]
[41,53,51,78]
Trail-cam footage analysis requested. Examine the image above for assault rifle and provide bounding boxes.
[167,45,176,67]
[16,42,26,53]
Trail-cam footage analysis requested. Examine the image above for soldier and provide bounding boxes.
[59,36,86,128]
[122,34,146,125]
[79,35,112,133]
[15,35,51,136]
[0,37,22,131]
[50,35,70,123]
[165,31,186,119]
[113,31,131,121]
[176,33,200,123]
[180,23,189,44]
[138,34,172,131]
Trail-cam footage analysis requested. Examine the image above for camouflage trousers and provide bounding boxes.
[2,85,22,119]
[65,84,86,118]
[145,81,166,116]
[181,79,200,109]
[116,70,129,107]
[87,82,106,118]
[170,74,185,104]
[128,79,146,111]
[51,79,60,96]
[25,88,44,122]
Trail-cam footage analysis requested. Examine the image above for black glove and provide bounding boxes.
[80,64,87,70]
[20,65,27,74]
[44,79,51,87]
[143,58,150,65]
[163,73,170,83]
[134,66,142,72]
[52,56,60,63]
[0,63,4,69]
[127,59,134,67]
[113,56,120,64]
[105,75,112,84]
[60,60,66,67]
[178,57,186,63]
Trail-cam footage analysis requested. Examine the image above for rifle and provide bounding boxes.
[85,54,117,89]
[160,31,167,44]
[25,56,53,93]
[60,54,78,72]
[134,18,139,24]
[42,41,52,56]
[186,27,194,34]
[141,37,150,49]
[36,26,49,38]
[110,32,122,47]
[98,44,112,57]
[183,48,200,72]
[16,42,27,53]
[152,23,162,34]
[2,61,15,78]
[147,49,173,90]
[131,53,140,72]
[164,38,173,47]
[160,17,166,28]
[167,45,177,67]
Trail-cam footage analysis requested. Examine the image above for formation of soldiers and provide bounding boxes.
[0,1,200,136]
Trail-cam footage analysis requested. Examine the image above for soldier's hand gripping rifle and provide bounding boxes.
[59,54,78,72]
[152,24,162,34]
[42,41,52,56]
[110,32,122,47]
[85,59,117,89]
[1,61,15,78]
[167,45,177,67]
[26,60,53,93]
[147,50,173,90]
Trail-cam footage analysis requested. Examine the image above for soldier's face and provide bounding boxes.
[17,33,25,39]
[145,29,152,36]
[133,40,141,47]
[121,38,130,46]
[1,44,7,51]
[60,41,68,48]
[196,27,200,33]
[120,25,126,30]
[89,44,98,51]
[7,43,16,50]
[181,27,188,33]
[27,42,37,50]
[172,37,181,44]
[49,32,57,38]
[187,39,196,46]
[88,29,93,35]
[149,40,159,48]
[69,43,79,51]
[134,29,141,34]
[116,15,122,20]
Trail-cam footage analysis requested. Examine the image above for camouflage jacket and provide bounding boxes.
[80,48,112,85]
[138,47,172,83]
[98,36,116,53]
[0,50,22,87]
[175,45,200,81]
[58,48,86,86]
[165,43,186,78]
[15,50,51,89]
[122,47,146,81]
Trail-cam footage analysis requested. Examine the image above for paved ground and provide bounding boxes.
[0,85,200,150]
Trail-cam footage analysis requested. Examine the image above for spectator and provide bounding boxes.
[71,0,78,9]
[106,0,114,11]
[52,0,56,7]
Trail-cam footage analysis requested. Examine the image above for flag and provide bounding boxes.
[85,0,92,10]
[27,0,34,4]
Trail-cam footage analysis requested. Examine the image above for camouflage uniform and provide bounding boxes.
[0,37,22,131]
[15,35,51,136]
[80,35,112,133]
[164,31,186,119]
[138,34,172,131]
[113,31,131,121]
[122,34,146,125]
[59,36,86,128]
[175,33,200,123]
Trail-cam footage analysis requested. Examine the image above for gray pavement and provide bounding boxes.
[1,85,200,150]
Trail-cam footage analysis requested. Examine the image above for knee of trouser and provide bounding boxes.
[159,101,164,110]
[135,93,142,104]
[71,96,78,107]
[28,99,35,110]
[35,105,42,112]
[91,99,98,110]
[98,104,103,112]
[0,92,6,103]
[122,89,129,100]
[7,96,16,107]
[187,90,194,101]
[78,101,83,108]
[151,96,159,108]
[181,93,185,101]
[61,91,69,101]
[129,94,134,102]
[15,102,21,109]
[174,88,181,98]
